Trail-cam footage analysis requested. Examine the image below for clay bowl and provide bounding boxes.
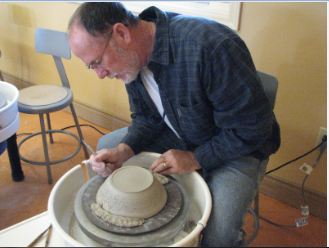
[96,165,167,219]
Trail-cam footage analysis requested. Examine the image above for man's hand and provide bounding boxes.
[89,143,134,177]
[150,149,201,175]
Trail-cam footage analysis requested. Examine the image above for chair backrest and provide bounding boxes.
[35,28,71,59]
[35,28,71,88]
[257,71,278,109]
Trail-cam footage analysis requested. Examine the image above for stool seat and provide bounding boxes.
[18,85,72,114]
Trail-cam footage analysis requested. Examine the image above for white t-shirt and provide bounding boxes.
[140,66,181,138]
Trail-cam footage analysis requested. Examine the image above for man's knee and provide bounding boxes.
[201,159,261,247]
[96,127,128,150]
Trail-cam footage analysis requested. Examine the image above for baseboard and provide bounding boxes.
[1,72,31,89]
[67,101,130,131]
[260,175,326,220]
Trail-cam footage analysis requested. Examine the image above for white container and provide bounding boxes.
[0,81,19,130]
[0,113,19,143]
[48,152,212,247]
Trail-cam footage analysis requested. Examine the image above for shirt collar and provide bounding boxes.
[139,6,170,65]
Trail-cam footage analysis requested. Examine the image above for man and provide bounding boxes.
[68,2,280,246]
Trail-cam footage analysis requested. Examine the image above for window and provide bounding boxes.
[121,1,241,30]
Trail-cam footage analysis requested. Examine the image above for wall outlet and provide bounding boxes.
[316,127,327,146]
[299,163,313,175]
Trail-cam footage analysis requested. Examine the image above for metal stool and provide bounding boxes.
[17,28,89,184]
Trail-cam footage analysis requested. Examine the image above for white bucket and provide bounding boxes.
[48,152,212,247]
[0,81,19,142]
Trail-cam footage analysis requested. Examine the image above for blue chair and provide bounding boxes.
[245,71,279,244]
[17,28,89,184]
[254,71,278,215]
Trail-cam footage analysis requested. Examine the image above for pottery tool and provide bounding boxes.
[45,225,53,247]
[82,140,96,156]
[80,140,96,182]
[80,160,90,182]
[27,224,52,247]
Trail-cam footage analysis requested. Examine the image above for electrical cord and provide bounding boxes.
[16,132,34,137]
[243,135,327,242]
[17,123,107,137]
[258,215,296,228]
[244,207,260,245]
[301,137,326,205]
[265,137,326,175]
[61,123,106,135]
[257,136,327,229]
[301,175,309,206]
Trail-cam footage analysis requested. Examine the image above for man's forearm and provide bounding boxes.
[118,143,135,162]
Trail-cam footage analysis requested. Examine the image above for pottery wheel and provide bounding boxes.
[74,176,189,247]
[77,175,182,235]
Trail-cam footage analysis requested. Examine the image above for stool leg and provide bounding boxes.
[39,113,53,184]
[69,104,89,159]
[46,113,54,144]
[7,133,25,181]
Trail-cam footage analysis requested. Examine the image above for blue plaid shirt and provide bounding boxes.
[122,7,280,171]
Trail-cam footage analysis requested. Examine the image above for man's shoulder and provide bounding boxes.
[173,15,235,35]
[168,14,238,48]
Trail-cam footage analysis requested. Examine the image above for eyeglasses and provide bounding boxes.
[86,35,111,70]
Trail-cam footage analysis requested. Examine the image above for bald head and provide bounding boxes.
[68,2,139,37]
[68,24,106,63]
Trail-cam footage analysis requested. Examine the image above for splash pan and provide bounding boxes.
[48,152,212,247]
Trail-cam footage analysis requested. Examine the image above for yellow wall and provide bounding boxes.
[0,2,130,121]
[239,2,326,195]
[0,3,326,195]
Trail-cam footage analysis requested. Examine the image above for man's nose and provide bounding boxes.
[95,67,108,79]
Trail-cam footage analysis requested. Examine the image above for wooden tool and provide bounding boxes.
[27,224,51,247]
[45,225,53,247]
[80,140,96,182]
[80,160,90,182]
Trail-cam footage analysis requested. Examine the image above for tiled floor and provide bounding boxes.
[0,110,326,246]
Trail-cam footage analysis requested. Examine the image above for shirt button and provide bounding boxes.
[177,108,182,118]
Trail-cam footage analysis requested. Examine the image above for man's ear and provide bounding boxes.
[112,23,131,45]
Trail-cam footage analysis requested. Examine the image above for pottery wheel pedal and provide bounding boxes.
[74,173,190,246]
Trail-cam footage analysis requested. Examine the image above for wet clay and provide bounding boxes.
[91,171,169,227]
